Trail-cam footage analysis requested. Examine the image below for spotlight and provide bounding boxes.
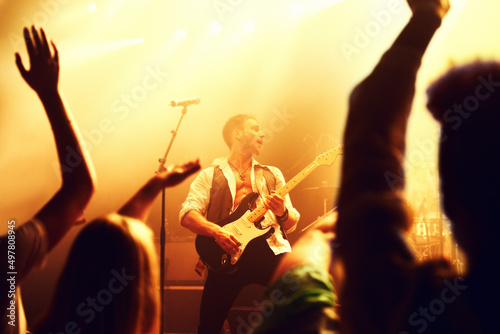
[88,3,97,12]
[175,28,188,40]
[288,2,304,17]
[244,21,255,33]
[209,20,223,34]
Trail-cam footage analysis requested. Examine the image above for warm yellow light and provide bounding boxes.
[288,2,304,17]
[244,21,255,33]
[209,20,223,34]
[175,28,188,41]
[60,38,145,66]
[88,3,97,12]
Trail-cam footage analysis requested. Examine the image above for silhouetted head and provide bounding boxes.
[427,61,500,268]
[35,213,159,334]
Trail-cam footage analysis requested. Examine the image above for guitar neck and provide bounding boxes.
[246,161,319,224]
[276,161,318,198]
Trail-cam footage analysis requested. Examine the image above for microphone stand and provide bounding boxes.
[156,105,189,334]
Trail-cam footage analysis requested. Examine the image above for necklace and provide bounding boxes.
[228,161,251,181]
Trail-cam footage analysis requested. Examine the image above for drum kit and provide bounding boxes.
[298,183,445,248]
[297,176,457,267]
[299,184,339,232]
[406,160,448,262]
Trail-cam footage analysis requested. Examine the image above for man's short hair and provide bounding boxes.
[426,61,500,248]
[222,114,256,149]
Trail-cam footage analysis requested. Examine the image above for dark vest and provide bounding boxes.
[206,165,276,225]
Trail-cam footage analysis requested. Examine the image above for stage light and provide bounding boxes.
[88,3,97,12]
[288,2,304,17]
[175,28,188,40]
[209,20,223,34]
[61,37,145,66]
[244,21,255,33]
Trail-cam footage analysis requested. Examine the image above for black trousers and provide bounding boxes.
[197,238,285,334]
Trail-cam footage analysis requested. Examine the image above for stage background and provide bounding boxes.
[0,0,488,331]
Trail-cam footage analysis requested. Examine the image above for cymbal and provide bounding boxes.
[300,186,340,198]
[301,207,337,232]
[301,186,340,192]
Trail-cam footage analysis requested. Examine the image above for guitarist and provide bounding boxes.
[180,114,300,333]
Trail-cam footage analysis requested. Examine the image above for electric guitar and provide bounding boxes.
[195,144,343,274]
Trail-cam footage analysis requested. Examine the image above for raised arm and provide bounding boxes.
[179,169,242,255]
[335,1,450,333]
[15,26,97,251]
[118,160,201,221]
[341,0,449,199]
[338,0,449,240]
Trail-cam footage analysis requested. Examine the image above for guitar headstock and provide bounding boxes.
[315,144,344,167]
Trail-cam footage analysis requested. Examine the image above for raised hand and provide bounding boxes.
[15,26,59,95]
[407,0,450,18]
[157,159,201,188]
[118,159,201,222]
[15,27,97,251]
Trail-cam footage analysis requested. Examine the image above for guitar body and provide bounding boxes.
[195,192,275,274]
[194,145,343,275]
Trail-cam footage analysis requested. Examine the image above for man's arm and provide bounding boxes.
[15,26,97,251]
[336,1,450,333]
[343,5,448,190]
[179,169,242,255]
[338,1,449,241]
[118,160,201,221]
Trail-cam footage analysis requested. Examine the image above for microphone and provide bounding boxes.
[170,97,201,107]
